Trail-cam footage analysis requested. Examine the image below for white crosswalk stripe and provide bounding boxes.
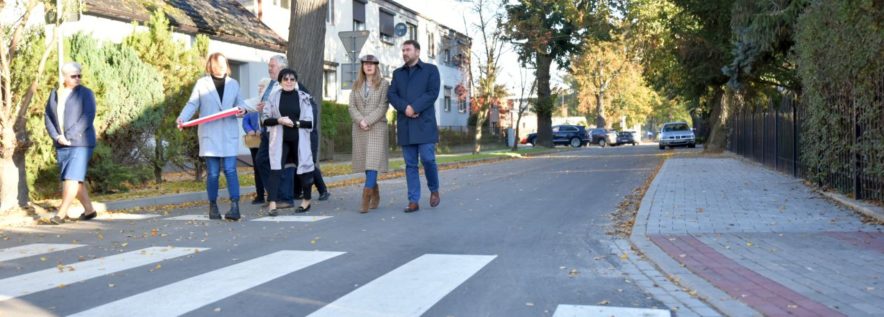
[69,250,344,317]
[553,304,671,317]
[163,215,214,221]
[0,244,85,263]
[163,214,334,222]
[251,215,332,222]
[0,246,206,301]
[307,254,497,317]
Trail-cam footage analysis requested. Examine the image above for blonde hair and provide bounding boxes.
[353,62,382,91]
[205,52,230,76]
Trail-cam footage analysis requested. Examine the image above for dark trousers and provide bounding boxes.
[257,131,294,202]
[267,140,313,202]
[248,147,264,199]
[293,166,327,197]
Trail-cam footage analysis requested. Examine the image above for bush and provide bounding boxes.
[795,0,883,188]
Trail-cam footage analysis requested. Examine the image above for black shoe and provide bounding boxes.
[78,211,97,221]
[295,204,311,213]
[267,209,279,217]
[225,200,241,221]
[318,192,331,201]
[251,197,266,205]
[208,201,222,220]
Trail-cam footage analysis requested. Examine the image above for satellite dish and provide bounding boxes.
[394,23,408,37]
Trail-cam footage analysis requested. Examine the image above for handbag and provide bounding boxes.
[243,133,261,148]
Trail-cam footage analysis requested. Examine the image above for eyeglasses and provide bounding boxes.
[281,77,297,82]
[70,74,82,79]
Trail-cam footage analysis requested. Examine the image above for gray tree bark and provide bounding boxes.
[287,0,329,158]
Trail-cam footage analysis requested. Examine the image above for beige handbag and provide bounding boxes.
[243,134,261,149]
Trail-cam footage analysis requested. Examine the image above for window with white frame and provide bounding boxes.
[353,0,366,30]
[323,70,337,100]
[407,22,417,41]
[459,100,467,113]
[379,9,394,43]
[443,86,452,112]
[427,32,436,58]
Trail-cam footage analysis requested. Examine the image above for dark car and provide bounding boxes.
[588,128,618,147]
[524,125,589,147]
[616,131,637,146]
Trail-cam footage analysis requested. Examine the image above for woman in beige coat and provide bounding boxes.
[349,54,390,213]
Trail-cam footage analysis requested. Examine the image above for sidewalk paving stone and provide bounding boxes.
[631,157,883,317]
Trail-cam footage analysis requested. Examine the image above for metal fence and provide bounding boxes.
[728,90,883,202]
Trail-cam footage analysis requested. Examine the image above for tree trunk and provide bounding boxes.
[287,0,329,161]
[473,107,486,154]
[0,126,28,214]
[595,91,607,128]
[705,85,730,152]
[154,134,163,183]
[534,53,554,147]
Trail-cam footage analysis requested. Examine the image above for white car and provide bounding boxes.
[658,122,696,149]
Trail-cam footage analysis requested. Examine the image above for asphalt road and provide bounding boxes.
[1,144,685,317]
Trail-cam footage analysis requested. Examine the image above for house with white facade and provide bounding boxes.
[238,0,473,131]
[59,0,288,101]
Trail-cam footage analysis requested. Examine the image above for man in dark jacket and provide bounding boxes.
[388,40,441,213]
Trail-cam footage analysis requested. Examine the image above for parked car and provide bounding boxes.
[616,131,637,146]
[524,125,589,147]
[589,128,618,147]
[658,122,696,149]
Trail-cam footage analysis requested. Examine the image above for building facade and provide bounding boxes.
[239,0,473,130]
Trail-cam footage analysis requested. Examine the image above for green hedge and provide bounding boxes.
[795,0,883,187]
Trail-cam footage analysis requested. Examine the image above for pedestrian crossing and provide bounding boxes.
[70,250,344,317]
[0,243,669,316]
[307,254,497,317]
[0,243,84,262]
[0,246,205,301]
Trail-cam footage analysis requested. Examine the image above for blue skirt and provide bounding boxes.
[57,147,93,182]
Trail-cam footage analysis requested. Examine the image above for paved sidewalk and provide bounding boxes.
[632,157,883,317]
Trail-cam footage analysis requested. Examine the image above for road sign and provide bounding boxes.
[395,23,408,37]
[338,31,370,61]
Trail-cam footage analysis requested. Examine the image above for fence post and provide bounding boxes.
[792,101,798,177]
[775,105,779,171]
[853,97,863,200]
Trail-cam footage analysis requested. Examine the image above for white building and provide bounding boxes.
[239,0,473,130]
[61,0,288,102]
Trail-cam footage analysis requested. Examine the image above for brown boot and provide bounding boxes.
[360,187,372,213]
[369,184,380,209]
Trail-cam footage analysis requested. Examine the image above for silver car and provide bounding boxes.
[658,122,696,149]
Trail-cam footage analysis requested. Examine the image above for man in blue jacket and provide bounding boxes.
[388,40,441,213]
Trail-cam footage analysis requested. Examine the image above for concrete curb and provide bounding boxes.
[819,191,884,223]
[99,148,569,212]
[629,159,761,317]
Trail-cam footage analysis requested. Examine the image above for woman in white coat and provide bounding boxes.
[177,52,254,221]
[262,68,315,216]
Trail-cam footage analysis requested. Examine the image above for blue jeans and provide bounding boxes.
[205,156,240,202]
[402,143,439,203]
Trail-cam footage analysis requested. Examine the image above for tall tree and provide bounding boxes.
[503,0,610,147]
[124,10,208,183]
[470,0,508,154]
[0,1,59,214]
[642,0,735,151]
[511,65,536,151]
[287,0,329,157]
